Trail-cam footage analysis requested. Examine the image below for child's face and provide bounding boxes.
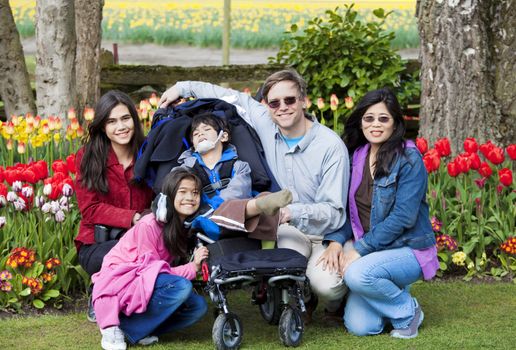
[191,122,228,149]
[174,178,200,220]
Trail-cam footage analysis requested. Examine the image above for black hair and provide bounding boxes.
[342,88,406,179]
[160,168,202,258]
[79,90,145,193]
[190,112,231,145]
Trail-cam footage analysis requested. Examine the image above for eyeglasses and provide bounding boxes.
[267,96,299,109]
[362,115,392,124]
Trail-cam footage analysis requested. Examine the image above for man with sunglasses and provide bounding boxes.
[159,69,350,325]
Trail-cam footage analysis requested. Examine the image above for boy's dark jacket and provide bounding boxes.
[133,98,279,194]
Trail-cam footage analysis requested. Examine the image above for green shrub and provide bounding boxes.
[271,5,420,132]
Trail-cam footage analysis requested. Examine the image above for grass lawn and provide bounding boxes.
[1,281,514,350]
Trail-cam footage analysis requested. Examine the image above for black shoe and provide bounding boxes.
[303,293,318,325]
[86,294,96,323]
[321,297,346,327]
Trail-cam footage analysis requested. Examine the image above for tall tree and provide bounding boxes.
[0,0,36,117]
[35,0,77,119]
[417,0,515,153]
[75,0,104,120]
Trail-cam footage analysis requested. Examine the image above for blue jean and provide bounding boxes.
[343,247,422,336]
[119,273,208,344]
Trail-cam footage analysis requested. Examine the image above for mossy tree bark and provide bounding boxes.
[75,0,104,121]
[35,0,77,120]
[416,0,515,153]
[0,0,36,117]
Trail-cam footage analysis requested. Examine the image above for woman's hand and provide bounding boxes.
[192,246,209,271]
[341,248,361,277]
[158,85,181,108]
[316,241,344,275]
[132,212,142,225]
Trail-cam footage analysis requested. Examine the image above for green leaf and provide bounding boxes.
[42,289,60,299]
[19,288,31,297]
[33,299,45,309]
[439,262,448,270]
[373,8,385,19]
[290,24,298,33]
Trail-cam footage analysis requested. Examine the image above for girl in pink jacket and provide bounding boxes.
[92,169,209,350]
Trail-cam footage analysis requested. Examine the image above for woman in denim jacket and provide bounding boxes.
[322,88,438,338]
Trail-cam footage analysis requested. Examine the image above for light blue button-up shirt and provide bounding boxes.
[177,81,350,236]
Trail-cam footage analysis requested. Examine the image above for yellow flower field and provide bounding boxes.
[11,0,418,48]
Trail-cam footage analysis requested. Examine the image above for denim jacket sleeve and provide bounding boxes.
[354,150,428,256]
[323,217,354,246]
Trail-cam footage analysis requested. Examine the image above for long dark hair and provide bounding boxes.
[79,90,145,193]
[342,88,406,178]
[161,169,202,259]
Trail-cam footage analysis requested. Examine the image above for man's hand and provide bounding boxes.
[316,241,344,274]
[341,247,361,276]
[279,207,292,224]
[158,85,181,108]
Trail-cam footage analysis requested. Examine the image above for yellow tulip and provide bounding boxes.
[330,94,339,111]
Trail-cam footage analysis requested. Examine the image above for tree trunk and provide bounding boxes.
[416,0,515,153]
[0,0,36,118]
[74,0,104,121]
[35,0,76,120]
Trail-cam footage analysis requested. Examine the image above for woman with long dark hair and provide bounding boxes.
[92,169,209,350]
[74,90,154,321]
[322,88,438,338]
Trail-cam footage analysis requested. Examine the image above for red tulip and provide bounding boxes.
[434,138,451,157]
[506,144,516,160]
[0,183,7,197]
[416,137,428,155]
[455,154,471,173]
[468,152,481,170]
[447,161,460,177]
[33,160,49,181]
[479,141,495,159]
[0,166,4,183]
[478,162,493,178]
[486,146,505,165]
[423,149,440,173]
[22,169,37,184]
[66,154,76,174]
[52,160,68,175]
[499,168,513,187]
[463,137,478,153]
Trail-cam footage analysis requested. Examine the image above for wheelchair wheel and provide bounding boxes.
[278,306,303,347]
[259,286,282,325]
[213,313,243,350]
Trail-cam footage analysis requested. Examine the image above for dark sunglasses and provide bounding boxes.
[362,115,392,124]
[267,96,299,109]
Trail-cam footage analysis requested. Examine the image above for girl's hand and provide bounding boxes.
[193,246,209,271]
[341,248,361,277]
[316,241,344,274]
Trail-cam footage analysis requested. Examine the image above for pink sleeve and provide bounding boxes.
[169,261,198,281]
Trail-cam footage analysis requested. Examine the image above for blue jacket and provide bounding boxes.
[326,142,435,256]
[178,145,252,209]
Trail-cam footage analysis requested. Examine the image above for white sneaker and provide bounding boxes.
[138,335,159,346]
[100,326,127,350]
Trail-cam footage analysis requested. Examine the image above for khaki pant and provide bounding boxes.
[277,224,353,311]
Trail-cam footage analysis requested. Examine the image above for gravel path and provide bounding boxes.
[22,38,418,66]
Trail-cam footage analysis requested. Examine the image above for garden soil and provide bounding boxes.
[21,38,418,66]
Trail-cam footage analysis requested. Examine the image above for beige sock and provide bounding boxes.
[255,189,293,216]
